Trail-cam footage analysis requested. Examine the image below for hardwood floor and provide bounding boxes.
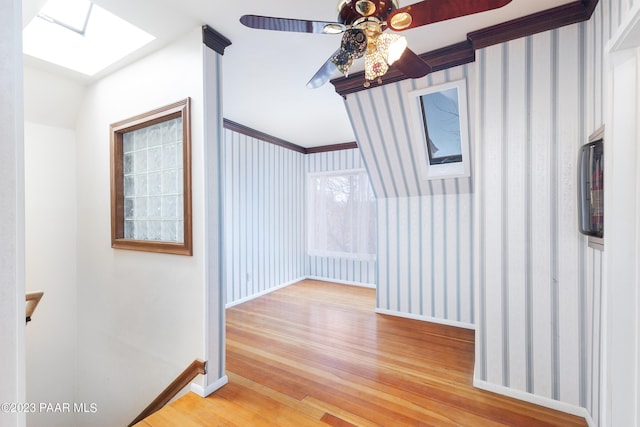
[138,279,587,426]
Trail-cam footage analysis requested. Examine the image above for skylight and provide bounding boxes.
[23,0,155,76]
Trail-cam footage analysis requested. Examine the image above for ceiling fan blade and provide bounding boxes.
[240,15,346,34]
[306,54,340,89]
[393,48,431,79]
[387,0,513,31]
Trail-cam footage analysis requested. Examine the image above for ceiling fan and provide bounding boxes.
[240,0,513,89]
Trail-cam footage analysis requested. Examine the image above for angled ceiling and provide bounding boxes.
[22,0,576,147]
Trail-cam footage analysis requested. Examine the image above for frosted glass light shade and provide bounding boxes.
[377,33,407,65]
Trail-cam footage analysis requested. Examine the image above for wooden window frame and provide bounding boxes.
[110,98,193,255]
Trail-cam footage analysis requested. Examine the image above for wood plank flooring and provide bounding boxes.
[138,279,587,427]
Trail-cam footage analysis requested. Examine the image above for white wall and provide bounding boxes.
[603,5,640,423]
[0,0,26,425]
[23,66,84,129]
[73,28,212,426]
[24,122,77,427]
[22,60,84,427]
[200,35,228,397]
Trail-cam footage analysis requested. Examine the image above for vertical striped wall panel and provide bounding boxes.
[377,194,474,326]
[223,129,305,305]
[344,65,476,327]
[582,2,607,424]
[474,12,613,418]
[306,148,365,173]
[305,149,377,286]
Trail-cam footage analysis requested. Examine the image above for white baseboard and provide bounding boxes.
[225,277,306,308]
[191,374,228,397]
[306,275,376,289]
[473,378,592,423]
[375,308,476,330]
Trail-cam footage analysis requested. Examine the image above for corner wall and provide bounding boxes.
[24,123,77,427]
[344,65,475,327]
[223,129,305,306]
[222,139,377,306]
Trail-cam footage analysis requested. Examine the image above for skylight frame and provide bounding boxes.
[37,1,94,36]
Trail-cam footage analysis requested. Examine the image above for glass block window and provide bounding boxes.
[110,98,192,255]
[122,118,184,242]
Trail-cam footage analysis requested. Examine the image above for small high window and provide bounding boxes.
[407,79,471,180]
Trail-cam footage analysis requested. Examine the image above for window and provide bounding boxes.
[420,86,464,165]
[308,170,376,260]
[407,79,471,180]
[110,98,192,255]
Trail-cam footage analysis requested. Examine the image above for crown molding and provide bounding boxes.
[223,119,306,153]
[202,25,232,55]
[468,1,592,49]
[305,142,359,153]
[223,119,358,154]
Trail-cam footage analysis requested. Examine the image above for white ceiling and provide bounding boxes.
[22,0,575,147]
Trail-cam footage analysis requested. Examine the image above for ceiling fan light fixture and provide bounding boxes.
[389,12,412,30]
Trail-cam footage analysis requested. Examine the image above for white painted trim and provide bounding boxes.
[375,308,475,330]
[473,379,591,421]
[190,374,228,397]
[405,78,472,180]
[306,276,376,289]
[606,2,640,53]
[225,277,306,308]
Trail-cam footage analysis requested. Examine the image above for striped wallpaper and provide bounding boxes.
[223,128,306,306]
[220,1,633,420]
[305,148,377,287]
[344,65,476,327]
[473,2,614,418]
